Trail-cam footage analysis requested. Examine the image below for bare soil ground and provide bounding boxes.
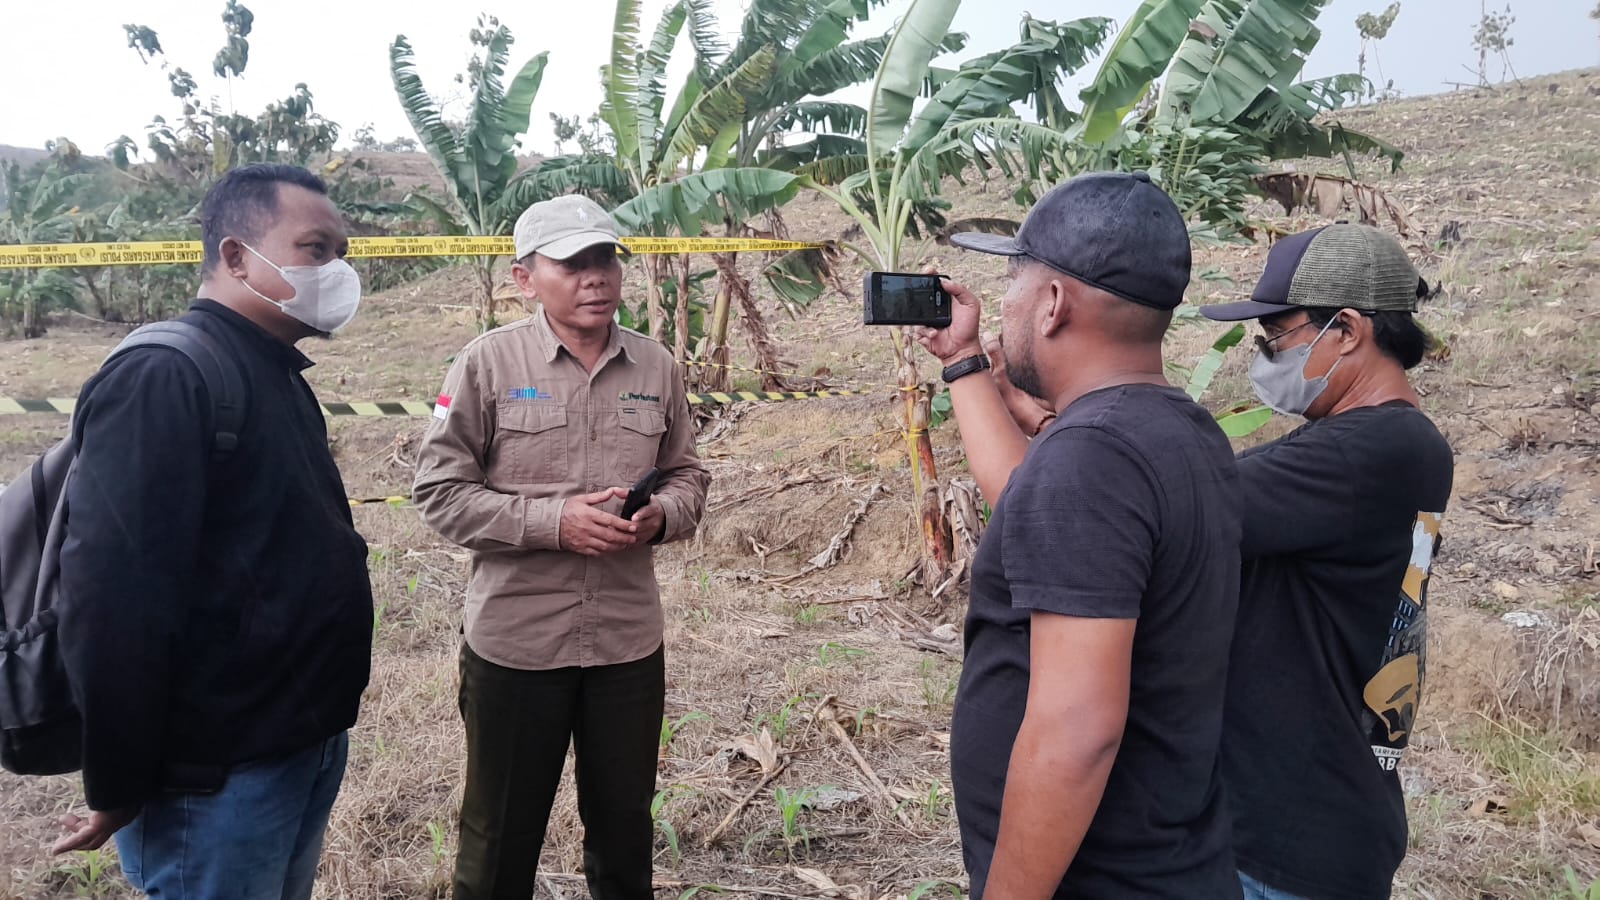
[3,70,1599,899]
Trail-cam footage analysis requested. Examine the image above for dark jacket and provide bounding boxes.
[60,300,373,811]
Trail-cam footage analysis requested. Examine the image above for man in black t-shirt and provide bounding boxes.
[916,172,1243,899]
[1200,224,1454,900]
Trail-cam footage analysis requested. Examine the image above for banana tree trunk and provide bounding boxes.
[21,280,40,339]
[673,253,691,364]
[892,328,954,585]
[476,256,497,331]
[706,278,733,392]
[644,255,666,342]
[718,252,786,391]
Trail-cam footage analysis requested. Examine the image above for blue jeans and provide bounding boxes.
[1240,870,1311,900]
[115,732,348,900]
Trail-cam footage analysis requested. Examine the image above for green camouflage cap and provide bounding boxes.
[1201,224,1423,321]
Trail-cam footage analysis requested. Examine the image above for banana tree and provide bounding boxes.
[689,0,967,389]
[1,161,92,337]
[1077,0,1402,172]
[807,13,1115,257]
[598,0,820,381]
[799,4,1113,582]
[694,0,952,389]
[391,17,629,329]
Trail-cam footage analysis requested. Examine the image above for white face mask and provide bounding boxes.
[240,244,363,334]
[1248,317,1343,417]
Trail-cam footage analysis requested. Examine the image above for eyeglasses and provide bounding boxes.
[1253,320,1315,360]
[1253,309,1376,359]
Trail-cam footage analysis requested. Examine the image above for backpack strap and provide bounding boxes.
[104,322,248,461]
[28,457,50,550]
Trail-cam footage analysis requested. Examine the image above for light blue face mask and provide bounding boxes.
[1248,317,1343,417]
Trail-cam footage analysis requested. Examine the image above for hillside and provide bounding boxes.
[0,145,48,170]
[1,70,1598,899]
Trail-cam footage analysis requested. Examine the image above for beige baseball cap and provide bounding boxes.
[512,195,631,261]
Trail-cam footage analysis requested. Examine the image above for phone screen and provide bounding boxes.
[864,273,951,326]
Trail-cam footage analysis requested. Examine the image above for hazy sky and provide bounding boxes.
[2,0,1595,156]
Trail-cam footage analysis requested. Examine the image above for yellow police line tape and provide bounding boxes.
[0,389,876,417]
[0,235,827,269]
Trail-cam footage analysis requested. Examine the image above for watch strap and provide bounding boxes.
[941,354,992,384]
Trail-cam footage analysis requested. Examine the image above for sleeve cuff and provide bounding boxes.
[654,494,684,545]
[522,497,565,550]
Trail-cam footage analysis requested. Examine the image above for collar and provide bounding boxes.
[532,308,633,367]
[191,299,315,372]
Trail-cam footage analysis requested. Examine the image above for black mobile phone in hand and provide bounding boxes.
[620,467,661,520]
[863,271,952,327]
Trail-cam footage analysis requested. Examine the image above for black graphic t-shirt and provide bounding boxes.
[952,384,1243,899]
[1226,402,1453,900]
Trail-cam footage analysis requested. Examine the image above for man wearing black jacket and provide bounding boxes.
[51,164,373,900]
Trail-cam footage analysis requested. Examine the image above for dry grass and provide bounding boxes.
[5,70,1600,898]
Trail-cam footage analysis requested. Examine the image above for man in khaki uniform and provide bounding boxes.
[413,195,709,900]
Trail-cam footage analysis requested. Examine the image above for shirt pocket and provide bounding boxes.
[494,403,569,485]
[610,406,667,482]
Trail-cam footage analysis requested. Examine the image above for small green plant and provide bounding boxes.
[920,779,949,822]
[854,704,880,737]
[815,642,870,667]
[919,658,959,711]
[692,566,713,596]
[908,880,965,900]
[894,778,950,824]
[1406,793,1447,850]
[793,604,820,626]
[406,573,420,595]
[756,696,807,743]
[773,785,821,858]
[660,711,710,753]
[426,820,449,867]
[372,600,389,639]
[54,848,118,898]
[1563,866,1600,900]
[652,785,699,866]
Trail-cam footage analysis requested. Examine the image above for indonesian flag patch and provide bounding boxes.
[433,393,452,420]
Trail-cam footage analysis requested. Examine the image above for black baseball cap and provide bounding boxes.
[950,171,1191,311]
[1201,224,1424,321]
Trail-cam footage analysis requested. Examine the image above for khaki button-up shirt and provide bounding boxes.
[413,310,709,670]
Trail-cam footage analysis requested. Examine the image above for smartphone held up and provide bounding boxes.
[862,272,952,328]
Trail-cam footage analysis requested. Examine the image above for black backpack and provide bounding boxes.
[0,321,245,776]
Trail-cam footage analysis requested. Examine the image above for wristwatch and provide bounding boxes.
[941,354,992,384]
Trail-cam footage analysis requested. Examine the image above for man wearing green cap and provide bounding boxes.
[1198,223,1454,900]
[413,195,709,899]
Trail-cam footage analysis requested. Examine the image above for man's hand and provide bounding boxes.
[913,276,984,366]
[52,807,138,855]
[622,497,667,547]
[985,332,1057,436]
[558,488,635,556]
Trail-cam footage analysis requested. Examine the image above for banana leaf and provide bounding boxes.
[1078,0,1209,142]
[867,0,962,157]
